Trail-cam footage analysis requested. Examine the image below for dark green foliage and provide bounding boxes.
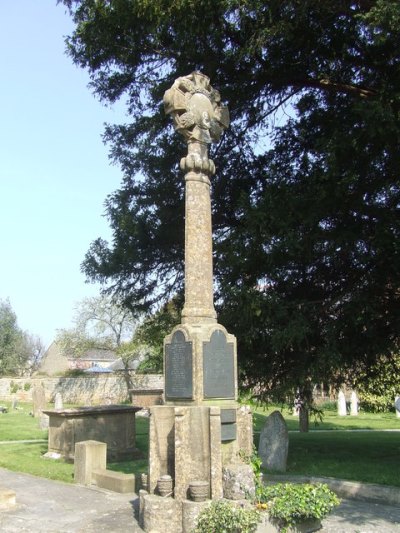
[59,1,400,395]
[352,353,400,411]
[194,500,260,533]
[256,482,340,531]
[0,300,31,376]
[135,297,181,372]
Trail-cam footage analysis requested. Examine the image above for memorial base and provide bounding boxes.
[148,404,253,498]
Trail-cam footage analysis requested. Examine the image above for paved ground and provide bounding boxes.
[1,467,400,532]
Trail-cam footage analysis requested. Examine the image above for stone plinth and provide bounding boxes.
[142,493,182,533]
[147,404,253,504]
[43,405,142,461]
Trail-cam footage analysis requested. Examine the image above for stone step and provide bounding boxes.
[92,468,135,493]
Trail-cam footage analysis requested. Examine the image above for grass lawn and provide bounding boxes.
[286,431,400,487]
[0,402,399,487]
[252,404,400,432]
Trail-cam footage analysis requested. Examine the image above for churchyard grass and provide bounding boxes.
[252,405,400,432]
[0,405,150,483]
[253,406,400,487]
[1,402,399,487]
[0,401,48,440]
[286,431,400,487]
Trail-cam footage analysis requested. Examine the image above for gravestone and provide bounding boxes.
[395,396,400,418]
[350,391,359,416]
[32,383,46,418]
[11,395,18,410]
[258,410,289,472]
[337,390,347,416]
[54,392,63,410]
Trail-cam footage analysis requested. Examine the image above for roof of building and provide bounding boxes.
[74,349,117,362]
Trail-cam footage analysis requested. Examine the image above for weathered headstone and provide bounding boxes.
[54,392,63,410]
[11,395,18,410]
[350,391,359,416]
[258,410,289,472]
[32,383,46,418]
[337,390,347,416]
[395,396,400,418]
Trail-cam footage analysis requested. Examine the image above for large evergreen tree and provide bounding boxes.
[59,0,400,396]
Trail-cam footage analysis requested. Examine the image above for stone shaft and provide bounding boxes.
[182,144,216,323]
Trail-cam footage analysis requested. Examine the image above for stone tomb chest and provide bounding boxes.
[43,405,142,461]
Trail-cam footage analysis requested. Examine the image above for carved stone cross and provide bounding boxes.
[164,72,229,324]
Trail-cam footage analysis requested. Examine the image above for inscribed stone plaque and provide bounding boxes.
[165,330,193,399]
[203,330,235,399]
[221,423,237,442]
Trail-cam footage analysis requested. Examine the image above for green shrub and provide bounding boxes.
[317,400,336,412]
[23,383,31,391]
[256,482,340,532]
[193,500,260,533]
[358,392,394,413]
[9,381,19,394]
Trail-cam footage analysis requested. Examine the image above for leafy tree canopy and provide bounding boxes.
[59,0,400,396]
[0,299,43,376]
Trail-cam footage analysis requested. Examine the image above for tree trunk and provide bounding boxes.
[299,405,309,433]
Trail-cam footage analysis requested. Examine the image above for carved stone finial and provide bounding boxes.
[163,72,230,144]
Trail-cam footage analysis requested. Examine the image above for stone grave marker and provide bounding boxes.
[337,390,347,416]
[350,391,359,416]
[32,383,46,418]
[258,410,289,472]
[54,392,63,410]
[395,396,400,418]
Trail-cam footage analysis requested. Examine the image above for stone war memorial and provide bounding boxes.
[140,72,254,532]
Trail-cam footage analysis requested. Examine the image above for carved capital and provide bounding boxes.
[180,154,215,175]
[164,72,229,144]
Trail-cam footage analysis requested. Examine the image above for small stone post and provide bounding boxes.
[337,390,347,416]
[395,396,400,418]
[350,391,359,416]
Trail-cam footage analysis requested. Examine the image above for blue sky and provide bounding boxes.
[0,1,126,347]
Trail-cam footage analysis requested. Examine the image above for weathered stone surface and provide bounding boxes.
[182,499,211,533]
[54,392,63,410]
[258,410,289,472]
[142,493,182,533]
[337,390,347,416]
[350,391,359,416]
[43,405,142,461]
[74,440,106,486]
[32,382,46,417]
[92,468,135,493]
[395,396,400,418]
[222,463,255,500]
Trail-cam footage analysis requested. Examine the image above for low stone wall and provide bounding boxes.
[0,374,164,405]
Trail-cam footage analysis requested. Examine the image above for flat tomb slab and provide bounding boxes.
[43,405,142,461]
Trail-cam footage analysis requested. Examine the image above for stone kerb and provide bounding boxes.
[74,440,135,493]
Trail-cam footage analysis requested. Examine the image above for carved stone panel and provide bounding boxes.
[203,330,235,399]
[165,330,193,399]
